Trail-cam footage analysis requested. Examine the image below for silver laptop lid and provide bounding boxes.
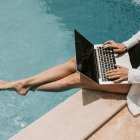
[74,29,99,83]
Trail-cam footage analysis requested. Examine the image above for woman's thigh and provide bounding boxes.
[65,57,77,72]
[82,76,131,93]
[70,73,131,94]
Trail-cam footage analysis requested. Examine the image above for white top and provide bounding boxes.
[122,31,140,116]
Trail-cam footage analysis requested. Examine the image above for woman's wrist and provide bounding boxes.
[120,43,127,52]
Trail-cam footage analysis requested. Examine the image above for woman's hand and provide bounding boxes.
[103,40,127,54]
[106,65,129,83]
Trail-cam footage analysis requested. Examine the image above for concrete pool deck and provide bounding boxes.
[88,106,140,140]
[10,89,127,140]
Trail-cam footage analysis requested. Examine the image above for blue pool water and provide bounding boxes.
[0,0,140,139]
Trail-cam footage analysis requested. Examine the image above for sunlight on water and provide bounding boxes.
[132,0,140,5]
[0,0,76,139]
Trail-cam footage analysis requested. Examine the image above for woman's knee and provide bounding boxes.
[65,73,81,87]
[65,57,76,73]
[66,57,76,65]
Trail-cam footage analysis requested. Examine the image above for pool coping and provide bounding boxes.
[9,89,126,140]
[88,106,140,140]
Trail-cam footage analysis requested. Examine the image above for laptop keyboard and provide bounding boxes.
[97,47,116,81]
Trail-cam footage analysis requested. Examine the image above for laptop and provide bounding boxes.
[74,29,132,84]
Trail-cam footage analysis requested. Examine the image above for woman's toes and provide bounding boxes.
[0,80,8,84]
[16,88,29,95]
[0,80,29,95]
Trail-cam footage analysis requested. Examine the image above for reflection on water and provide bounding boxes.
[132,0,140,5]
[0,0,75,139]
[42,0,140,43]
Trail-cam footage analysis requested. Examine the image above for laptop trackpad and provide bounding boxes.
[115,52,132,69]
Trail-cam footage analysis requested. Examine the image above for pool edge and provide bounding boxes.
[9,89,126,140]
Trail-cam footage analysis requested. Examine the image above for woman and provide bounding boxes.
[0,31,140,95]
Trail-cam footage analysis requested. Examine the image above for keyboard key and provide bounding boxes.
[97,47,116,82]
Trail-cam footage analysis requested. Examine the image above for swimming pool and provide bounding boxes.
[0,0,140,139]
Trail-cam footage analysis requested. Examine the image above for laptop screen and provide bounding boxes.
[74,30,99,83]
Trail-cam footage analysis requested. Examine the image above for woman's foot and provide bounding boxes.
[0,80,30,95]
[14,82,30,95]
[0,80,8,84]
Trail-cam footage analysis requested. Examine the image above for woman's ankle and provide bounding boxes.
[15,78,33,88]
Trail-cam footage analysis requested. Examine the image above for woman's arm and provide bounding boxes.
[104,31,140,83]
[103,31,140,53]
[123,31,140,83]
[123,31,140,50]
[106,65,140,84]
[128,67,140,83]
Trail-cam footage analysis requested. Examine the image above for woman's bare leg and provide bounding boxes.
[0,57,76,94]
[35,72,81,91]
[35,72,131,94]
[0,56,131,94]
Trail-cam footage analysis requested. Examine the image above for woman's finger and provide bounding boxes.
[106,69,118,74]
[107,75,120,79]
[106,72,118,77]
[103,40,114,45]
[113,49,121,53]
[103,44,116,49]
[103,41,112,45]
[113,77,124,83]
[115,64,124,69]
